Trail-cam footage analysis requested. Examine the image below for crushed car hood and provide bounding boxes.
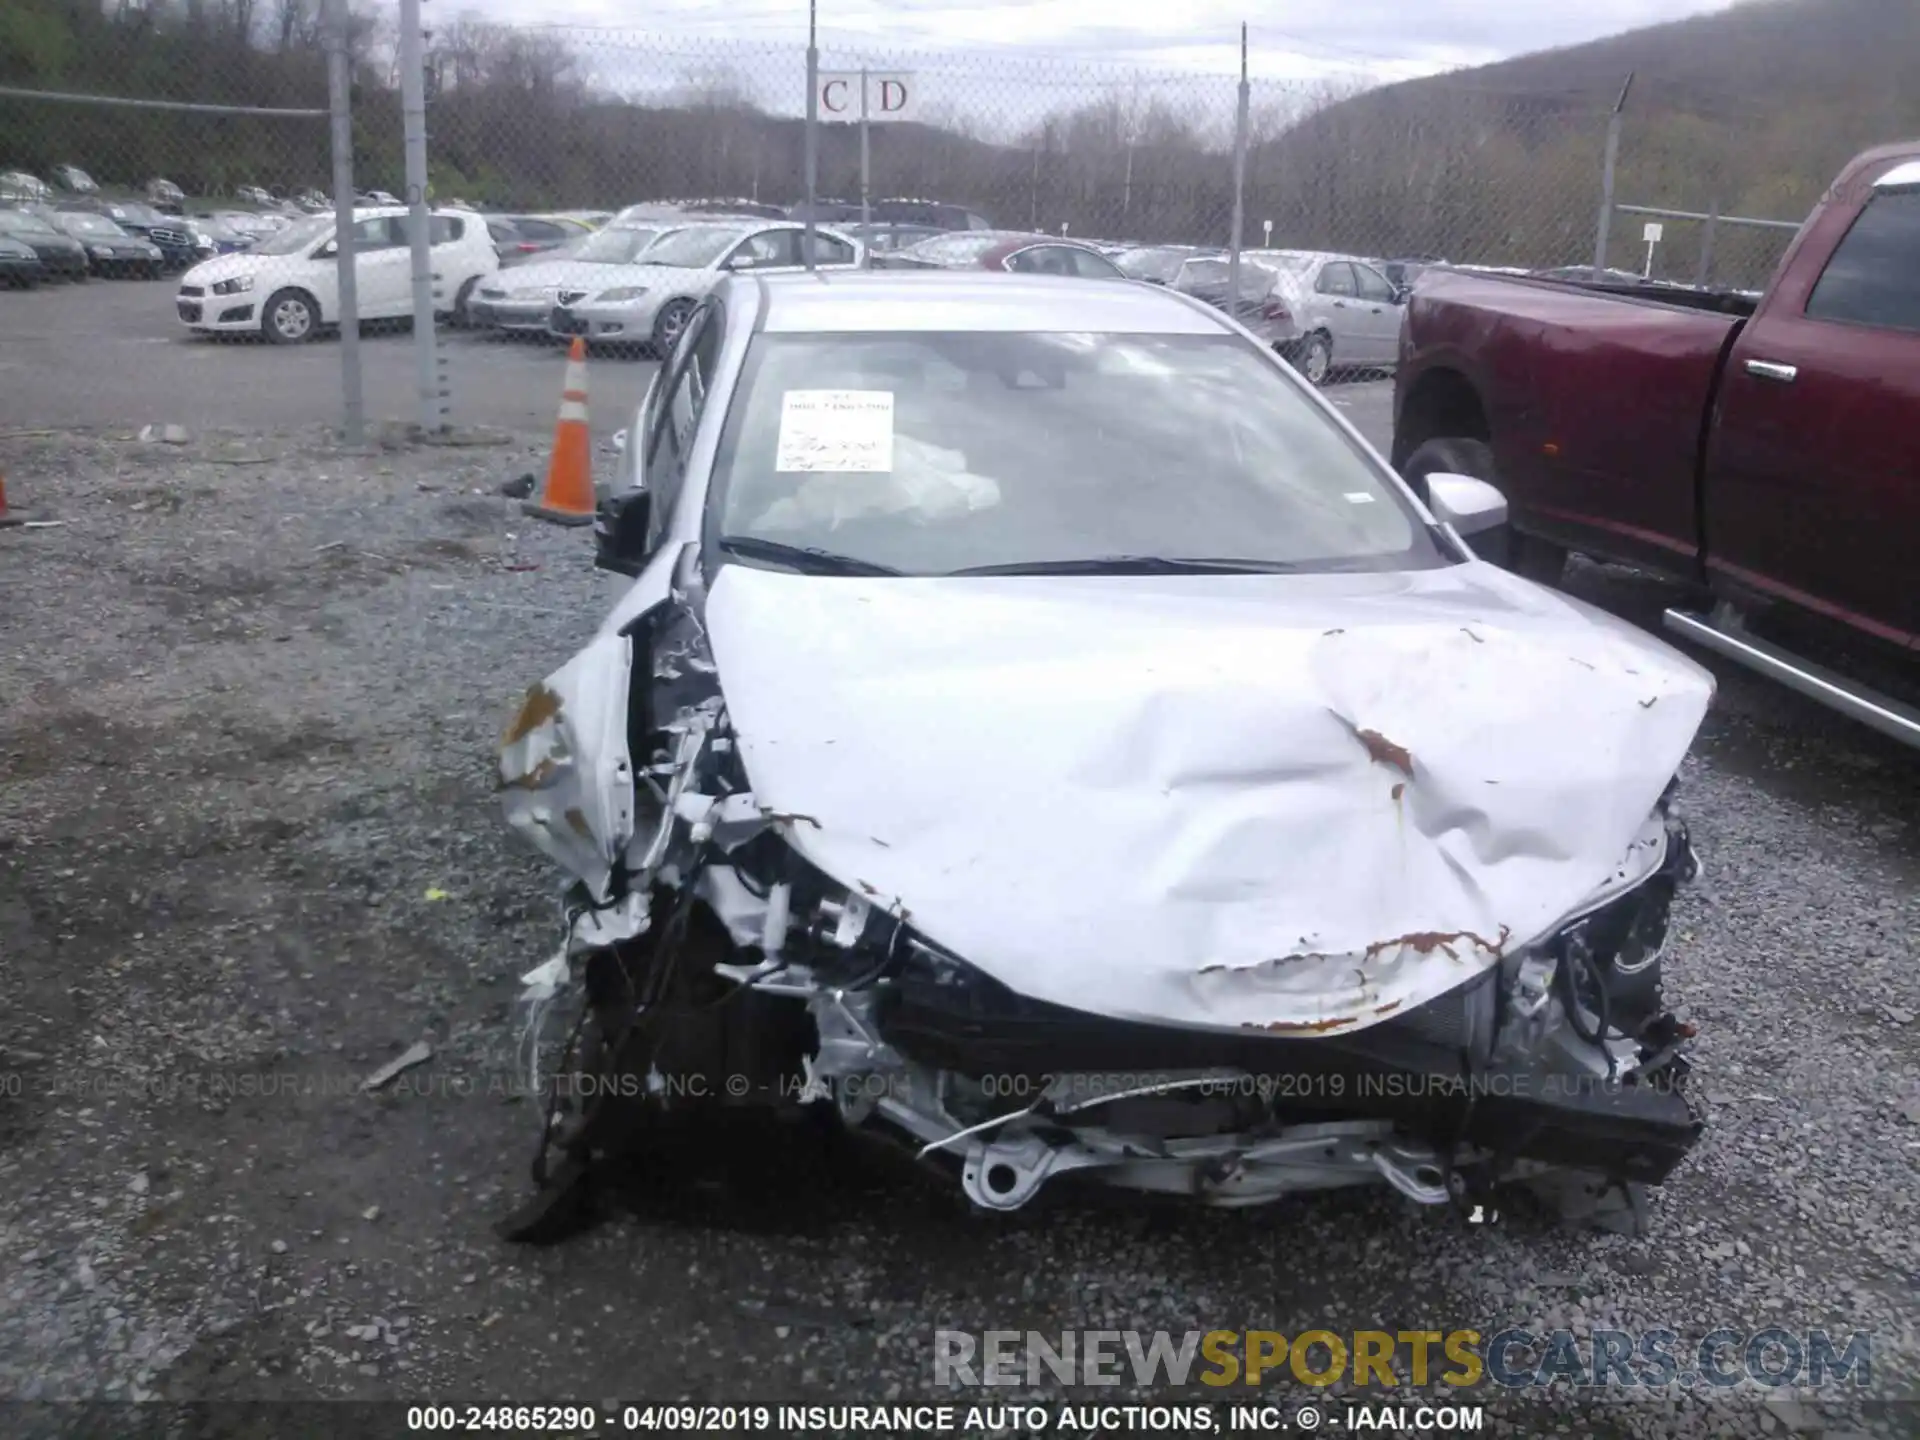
[703,561,1714,1037]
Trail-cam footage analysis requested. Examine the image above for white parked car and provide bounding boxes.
[0,170,52,203]
[468,221,690,334]
[51,164,100,194]
[172,206,497,343]
[547,220,863,354]
[1243,248,1412,384]
[493,270,1716,1242]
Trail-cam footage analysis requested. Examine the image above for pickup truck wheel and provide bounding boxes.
[1399,436,1494,508]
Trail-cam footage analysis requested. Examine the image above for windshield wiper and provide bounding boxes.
[716,535,904,576]
[947,555,1312,577]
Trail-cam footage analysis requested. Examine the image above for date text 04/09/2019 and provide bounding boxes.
[621,1407,1226,1433]
[405,1404,1489,1434]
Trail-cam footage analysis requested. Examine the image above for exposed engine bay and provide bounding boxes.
[495,541,1712,1241]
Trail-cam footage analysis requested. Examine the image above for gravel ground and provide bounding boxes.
[2,425,1918,1438]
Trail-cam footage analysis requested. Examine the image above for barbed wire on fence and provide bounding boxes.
[1,2,1893,436]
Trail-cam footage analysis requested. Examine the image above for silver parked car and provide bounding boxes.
[1114,244,1222,284]
[492,268,1715,1243]
[547,220,863,354]
[469,222,689,334]
[1167,255,1299,351]
[1244,249,1410,384]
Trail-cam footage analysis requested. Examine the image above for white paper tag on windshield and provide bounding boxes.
[1343,492,1377,504]
[776,390,894,473]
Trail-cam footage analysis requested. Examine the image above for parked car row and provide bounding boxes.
[483,214,868,354]
[450,202,1422,385]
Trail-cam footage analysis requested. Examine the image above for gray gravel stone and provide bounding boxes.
[0,428,1915,1428]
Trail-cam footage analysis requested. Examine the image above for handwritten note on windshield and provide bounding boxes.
[776,390,895,473]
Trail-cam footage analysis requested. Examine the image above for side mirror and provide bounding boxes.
[593,490,652,577]
[316,241,338,259]
[1424,472,1508,538]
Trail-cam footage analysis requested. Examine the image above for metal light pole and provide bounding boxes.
[1227,24,1249,312]
[399,0,442,430]
[859,67,871,228]
[803,0,818,272]
[1592,72,1634,278]
[324,0,362,445]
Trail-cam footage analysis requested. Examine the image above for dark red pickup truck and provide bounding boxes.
[1392,140,1920,746]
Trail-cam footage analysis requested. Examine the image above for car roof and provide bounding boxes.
[748,269,1227,335]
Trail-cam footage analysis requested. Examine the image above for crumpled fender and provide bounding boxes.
[496,541,692,903]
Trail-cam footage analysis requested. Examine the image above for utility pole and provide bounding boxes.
[324,0,362,445]
[1592,72,1634,277]
[803,0,818,271]
[399,0,444,430]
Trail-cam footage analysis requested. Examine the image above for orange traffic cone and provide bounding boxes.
[522,337,595,527]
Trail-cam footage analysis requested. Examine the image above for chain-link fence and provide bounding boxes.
[0,6,1890,441]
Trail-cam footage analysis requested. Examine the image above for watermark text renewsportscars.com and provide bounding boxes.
[934,1328,1874,1391]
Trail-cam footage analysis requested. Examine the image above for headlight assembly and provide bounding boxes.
[593,287,649,303]
[211,276,254,295]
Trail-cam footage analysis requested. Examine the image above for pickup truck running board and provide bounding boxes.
[1664,608,1920,749]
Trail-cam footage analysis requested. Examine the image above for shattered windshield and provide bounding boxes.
[707,332,1446,576]
[1176,258,1280,300]
[1118,247,1206,282]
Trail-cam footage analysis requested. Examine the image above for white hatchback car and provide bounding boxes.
[173,206,498,343]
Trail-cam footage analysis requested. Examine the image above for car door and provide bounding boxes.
[343,216,411,317]
[1703,179,1920,644]
[1312,261,1365,361]
[643,299,726,553]
[1349,261,1403,365]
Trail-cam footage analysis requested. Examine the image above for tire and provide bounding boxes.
[262,288,319,345]
[450,275,480,330]
[1294,330,1333,386]
[651,297,695,357]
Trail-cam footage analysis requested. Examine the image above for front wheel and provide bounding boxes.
[262,288,319,345]
[1293,331,1332,386]
[651,298,695,357]
[450,275,480,329]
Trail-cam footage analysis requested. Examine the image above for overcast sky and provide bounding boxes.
[451,0,1746,81]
